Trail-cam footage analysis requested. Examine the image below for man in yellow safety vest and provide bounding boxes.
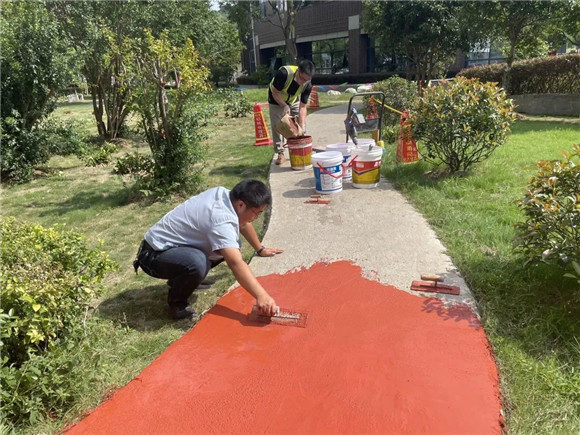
[268,60,315,165]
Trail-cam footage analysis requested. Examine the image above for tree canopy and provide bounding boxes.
[363,0,472,89]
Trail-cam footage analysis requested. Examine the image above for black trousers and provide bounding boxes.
[137,241,222,308]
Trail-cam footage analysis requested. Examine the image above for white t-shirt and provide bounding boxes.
[144,187,241,260]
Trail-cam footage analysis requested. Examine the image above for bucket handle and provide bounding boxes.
[316,162,343,179]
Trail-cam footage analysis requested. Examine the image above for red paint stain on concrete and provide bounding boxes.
[67,261,501,434]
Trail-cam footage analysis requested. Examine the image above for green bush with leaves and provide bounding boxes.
[410,77,516,173]
[252,65,274,85]
[515,144,580,272]
[80,141,118,167]
[0,217,116,365]
[1,115,86,184]
[458,53,580,95]
[114,151,155,175]
[366,77,418,143]
[224,92,252,118]
[0,217,116,425]
[131,30,210,195]
[370,76,418,126]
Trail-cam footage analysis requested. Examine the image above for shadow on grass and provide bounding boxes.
[209,164,269,180]
[96,284,185,332]
[97,268,234,332]
[38,186,134,217]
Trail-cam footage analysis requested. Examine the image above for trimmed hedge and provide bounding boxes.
[237,71,405,86]
[458,53,580,95]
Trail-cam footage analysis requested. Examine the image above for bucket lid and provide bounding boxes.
[326,143,354,152]
[348,138,375,146]
[311,150,343,163]
[353,147,383,158]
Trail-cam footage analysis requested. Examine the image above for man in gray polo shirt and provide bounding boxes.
[136,179,283,319]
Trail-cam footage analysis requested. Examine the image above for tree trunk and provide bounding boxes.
[92,88,107,138]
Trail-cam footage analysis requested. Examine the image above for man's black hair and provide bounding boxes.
[230,179,272,208]
[298,60,315,77]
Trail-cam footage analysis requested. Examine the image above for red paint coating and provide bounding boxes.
[67,261,501,434]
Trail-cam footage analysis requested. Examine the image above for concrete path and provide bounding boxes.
[66,104,502,435]
[252,103,476,311]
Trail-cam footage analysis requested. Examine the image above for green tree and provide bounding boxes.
[546,0,580,50]
[1,1,77,183]
[363,0,470,91]
[131,30,211,193]
[462,1,559,93]
[144,1,243,85]
[50,0,145,140]
[264,0,309,64]
[219,0,260,42]
[1,1,73,131]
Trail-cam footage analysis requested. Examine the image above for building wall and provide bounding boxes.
[249,1,365,74]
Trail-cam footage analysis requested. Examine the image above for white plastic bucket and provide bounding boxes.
[311,151,343,194]
[348,138,375,149]
[352,146,383,189]
[326,143,354,181]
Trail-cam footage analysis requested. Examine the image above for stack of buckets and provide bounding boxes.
[310,139,382,193]
[286,136,383,195]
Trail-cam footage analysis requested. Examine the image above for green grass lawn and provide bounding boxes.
[2,89,579,434]
[383,117,580,434]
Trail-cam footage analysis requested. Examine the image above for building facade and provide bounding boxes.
[244,1,375,76]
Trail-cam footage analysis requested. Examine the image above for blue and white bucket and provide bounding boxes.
[326,143,355,181]
[311,151,343,194]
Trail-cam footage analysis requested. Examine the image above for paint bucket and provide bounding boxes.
[348,138,375,149]
[287,136,313,170]
[352,146,383,189]
[326,142,354,181]
[311,151,343,194]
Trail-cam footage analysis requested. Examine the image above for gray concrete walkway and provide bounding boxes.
[251,103,476,311]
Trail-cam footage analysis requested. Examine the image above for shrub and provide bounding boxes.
[114,151,155,175]
[0,217,116,366]
[369,77,418,142]
[409,77,516,173]
[0,113,52,184]
[132,31,210,196]
[1,114,88,184]
[458,53,580,95]
[224,92,252,118]
[0,217,116,425]
[515,144,580,271]
[251,65,274,85]
[80,141,118,167]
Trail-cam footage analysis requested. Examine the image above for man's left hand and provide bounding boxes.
[258,247,284,257]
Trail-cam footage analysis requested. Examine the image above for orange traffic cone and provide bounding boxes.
[396,110,418,163]
[308,86,320,109]
[253,103,273,146]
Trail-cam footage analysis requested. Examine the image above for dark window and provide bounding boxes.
[312,38,349,75]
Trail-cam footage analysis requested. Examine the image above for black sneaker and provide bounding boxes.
[168,305,196,320]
